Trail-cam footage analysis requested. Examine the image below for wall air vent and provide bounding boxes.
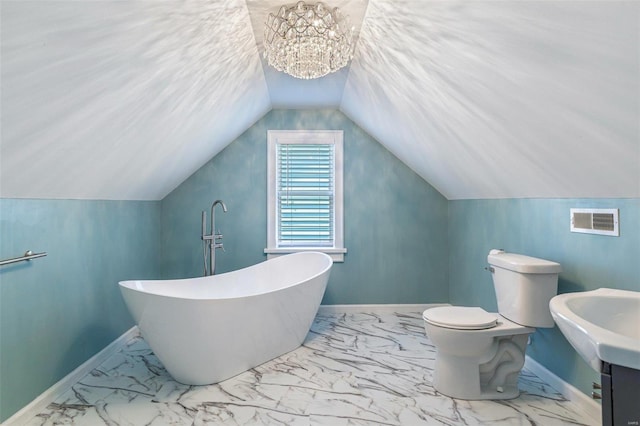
[570,208,619,236]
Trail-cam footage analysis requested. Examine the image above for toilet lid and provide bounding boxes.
[423,307,498,330]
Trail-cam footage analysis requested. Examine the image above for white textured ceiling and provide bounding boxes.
[1,0,638,200]
[1,0,271,200]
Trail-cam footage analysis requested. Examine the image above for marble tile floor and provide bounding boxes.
[26,312,597,425]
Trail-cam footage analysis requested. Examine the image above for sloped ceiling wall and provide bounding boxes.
[1,1,271,200]
[342,1,639,199]
[1,0,638,201]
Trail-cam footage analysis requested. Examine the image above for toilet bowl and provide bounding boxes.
[424,307,534,399]
[423,250,561,400]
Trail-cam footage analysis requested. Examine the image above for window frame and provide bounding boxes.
[265,130,346,262]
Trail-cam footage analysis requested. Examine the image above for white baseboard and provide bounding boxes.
[2,326,139,426]
[524,355,600,422]
[318,303,449,314]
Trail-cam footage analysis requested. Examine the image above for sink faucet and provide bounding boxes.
[201,200,227,275]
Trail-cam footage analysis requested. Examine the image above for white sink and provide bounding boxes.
[549,288,640,372]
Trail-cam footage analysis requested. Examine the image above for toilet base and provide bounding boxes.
[432,334,530,400]
[434,384,521,400]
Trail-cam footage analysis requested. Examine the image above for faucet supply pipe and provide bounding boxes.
[202,200,227,275]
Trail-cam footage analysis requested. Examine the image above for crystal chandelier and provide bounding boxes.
[264,1,355,80]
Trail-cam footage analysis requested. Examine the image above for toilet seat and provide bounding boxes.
[423,306,498,330]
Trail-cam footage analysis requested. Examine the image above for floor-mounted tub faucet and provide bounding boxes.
[202,200,227,275]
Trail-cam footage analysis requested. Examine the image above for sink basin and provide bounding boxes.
[549,288,640,372]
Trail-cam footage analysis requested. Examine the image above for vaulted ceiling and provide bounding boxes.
[1,0,638,200]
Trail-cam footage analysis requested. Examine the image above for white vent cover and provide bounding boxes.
[570,208,619,236]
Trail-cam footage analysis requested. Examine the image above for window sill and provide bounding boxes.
[264,247,346,262]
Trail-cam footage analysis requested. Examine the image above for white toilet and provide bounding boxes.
[423,249,561,400]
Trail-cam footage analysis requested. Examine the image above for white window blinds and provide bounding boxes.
[266,130,345,261]
[277,143,334,247]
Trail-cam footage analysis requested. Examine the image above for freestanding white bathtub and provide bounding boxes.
[119,251,332,385]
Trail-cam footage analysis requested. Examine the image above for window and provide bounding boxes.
[265,130,346,262]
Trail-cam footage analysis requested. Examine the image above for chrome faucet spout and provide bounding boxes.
[212,199,228,213]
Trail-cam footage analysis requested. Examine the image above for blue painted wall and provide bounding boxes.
[0,199,160,422]
[3,110,635,422]
[161,109,450,305]
[448,198,640,399]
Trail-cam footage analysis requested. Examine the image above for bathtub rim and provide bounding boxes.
[118,251,333,301]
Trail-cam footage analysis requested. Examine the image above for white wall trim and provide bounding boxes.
[524,355,601,422]
[318,303,449,314]
[2,326,139,426]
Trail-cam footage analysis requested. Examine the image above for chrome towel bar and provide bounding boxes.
[0,250,47,266]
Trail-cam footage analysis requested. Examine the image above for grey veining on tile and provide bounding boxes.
[26,312,597,425]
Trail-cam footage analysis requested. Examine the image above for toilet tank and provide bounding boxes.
[488,249,561,328]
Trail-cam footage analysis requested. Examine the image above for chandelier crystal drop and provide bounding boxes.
[263,1,355,80]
